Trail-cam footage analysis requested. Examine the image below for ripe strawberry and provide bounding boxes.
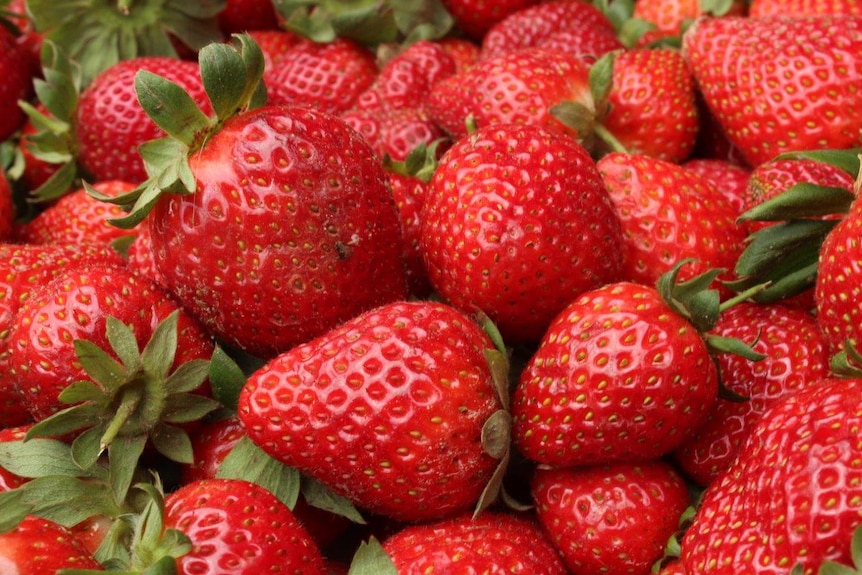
[440,0,541,38]
[438,37,481,72]
[532,461,691,575]
[0,171,14,242]
[480,0,622,62]
[248,29,303,72]
[125,37,408,357]
[76,57,212,184]
[0,24,34,142]
[680,378,862,574]
[673,302,830,486]
[682,15,862,166]
[379,512,569,573]
[816,196,862,355]
[511,279,718,467]
[596,152,746,290]
[420,123,623,344]
[633,0,745,40]
[17,180,139,246]
[425,47,592,141]
[238,300,507,522]
[265,37,378,115]
[749,0,862,16]
[682,159,751,217]
[164,478,327,575]
[218,0,280,34]
[0,515,103,573]
[5,262,213,422]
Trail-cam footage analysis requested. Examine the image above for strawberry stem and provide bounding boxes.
[593,122,628,154]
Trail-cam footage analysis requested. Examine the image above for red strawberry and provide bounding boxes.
[0,25,34,142]
[816,195,862,355]
[439,0,541,38]
[749,0,862,16]
[682,159,751,217]
[425,47,592,141]
[127,38,408,357]
[265,38,378,115]
[480,0,623,62]
[673,302,830,486]
[596,152,746,290]
[17,180,139,246]
[682,15,862,166]
[438,37,481,72]
[0,172,14,242]
[248,29,303,72]
[633,0,746,40]
[420,123,624,344]
[380,512,568,573]
[532,461,691,575]
[0,515,103,573]
[76,57,212,184]
[218,0,280,35]
[600,48,700,163]
[511,280,718,467]
[164,478,327,575]
[680,378,862,574]
[238,300,507,522]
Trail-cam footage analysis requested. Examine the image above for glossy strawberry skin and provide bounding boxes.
[597,153,746,291]
[815,197,862,355]
[532,461,691,575]
[673,302,830,486]
[748,0,862,16]
[683,15,862,166]
[603,49,699,163]
[512,282,718,467]
[0,172,14,242]
[382,511,569,574]
[420,123,623,344]
[681,378,862,574]
[238,300,503,522]
[682,159,751,217]
[440,0,541,38]
[76,57,212,184]
[5,263,214,421]
[0,26,34,142]
[164,478,326,575]
[149,105,408,358]
[0,515,103,573]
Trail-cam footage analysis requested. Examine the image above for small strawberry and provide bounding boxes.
[238,300,509,522]
[531,461,691,575]
[632,0,745,40]
[749,0,862,16]
[682,15,862,166]
[164,478,327,575]
[680,378,862,574]
[0,515,103,573]
[379,511,568,573]
[420,123,624,344]
[218,0,280,35]
[439,0,541,38]
[673,302,830,486]
[596,152,746,290]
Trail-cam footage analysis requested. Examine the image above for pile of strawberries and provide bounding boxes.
[0,0,861,573]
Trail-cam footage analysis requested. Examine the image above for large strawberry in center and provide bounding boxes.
[103,35,409,357]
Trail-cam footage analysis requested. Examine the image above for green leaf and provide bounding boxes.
[150,423,193,464]
[473,450,509,518]
[161,393,220,424]
[704,334,767,362]
[699,0,734,15]
[216,436,301,509]
[484,349,511,410]
[141,311,180,381]
[739,183,855,221]
[549,100,596,141]
[71,425,106,471]
[27,159,77,202]
[734,220,835,278]
[74,338,129,391]
[58,380,108,405]
[198,41,249,121]
[105,315,144,372]
[0,438,90,478]
[776,148,861,178]
[26,403,102,441]
[209,345,247,411]
[301,475,365,524]
[108,434,148,503]
[0,489,32,532]
[14,475,119,528]
[135,70,211,147]
[164,359,212,394]
[348,537,398,575]
[480,410,511,460]
[589,50,617,114]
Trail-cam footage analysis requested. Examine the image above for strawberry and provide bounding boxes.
[598,48,699,163]
[511,275,720,467]
[0,515,103,573]
[164,478,327,574]
[749,0,862,16]
[0,171,14,242]
[682,159,751,217]
[438,37,481,72]
[218,0,280,35]
[531,461,691,575]
[379,511,569,573]
[17,180,139,246]
[596,152,746,290]
[632,0,745,40]
[425,47,593,141]
[237,300,509,522]
[816,195,862,355]
[439,0,541,39]
[480,0,622,62]
[680,378,862,574]
[76,57,212,184]
[265,37,378,115]
[420,123,624,344]
[0,24,34,142]
[115,36,408,358]
[673,302,830,486]
[682,15,862,166]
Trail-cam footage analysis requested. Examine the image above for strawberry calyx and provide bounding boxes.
[381,138,444,183]
[725,149,860,303]
[348,536,398,574]
[90,32,266,229]
[830,341,862,379]
[26,0,225,85]
[25,311,218,492]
